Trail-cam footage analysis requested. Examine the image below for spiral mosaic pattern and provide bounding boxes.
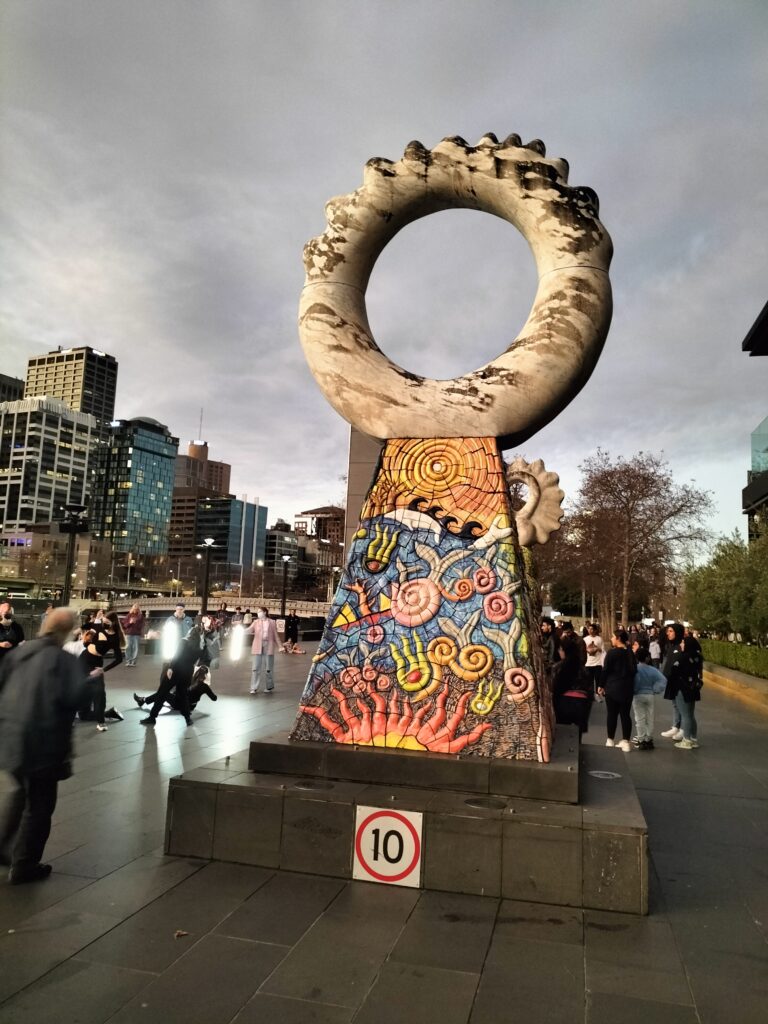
[291,435,551,762]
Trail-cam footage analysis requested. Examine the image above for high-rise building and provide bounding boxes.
[741,304,767,541]
[194,497,267,583]
[265,519,299,581]
[743,415,768,542]
[294,505,346,547]
[0,397,95,529]
[90,417,178,556]
[0,374,24,404]
[25,346,118,440]
[169,440,233,561]
[174,440,231,494]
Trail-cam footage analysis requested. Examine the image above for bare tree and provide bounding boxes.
[571,450,713,625]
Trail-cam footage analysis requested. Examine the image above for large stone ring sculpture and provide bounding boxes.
[292,134,612,762]
[300,133,612,448]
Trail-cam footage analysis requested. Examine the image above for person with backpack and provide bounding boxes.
[597,629,636,752]
[662,622,701,749]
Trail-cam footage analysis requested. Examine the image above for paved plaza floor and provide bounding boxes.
[0,650,766,1023]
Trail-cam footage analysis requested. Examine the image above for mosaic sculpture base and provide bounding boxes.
[291,437,552,762]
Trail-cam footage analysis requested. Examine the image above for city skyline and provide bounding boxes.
[2,2,767,539]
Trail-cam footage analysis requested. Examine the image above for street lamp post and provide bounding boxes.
[199,537,216,613]
[256,559,264,599]
[59,504,88,607]
[280,554,291,619]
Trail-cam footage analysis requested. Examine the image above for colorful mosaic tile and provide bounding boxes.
[290,437,553,762]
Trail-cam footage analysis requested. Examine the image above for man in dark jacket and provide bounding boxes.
[0,601,25,664]
[0,608,88,884]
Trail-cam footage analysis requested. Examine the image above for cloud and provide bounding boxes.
[1,0,767,541]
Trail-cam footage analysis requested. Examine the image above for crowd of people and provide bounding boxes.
[543,617,704,752]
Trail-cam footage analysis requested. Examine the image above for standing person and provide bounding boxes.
[0,609,88,884]
[121,603,146,666]
[246,607,279,694]
[284,609,300,648]
[162,603,193,660]
[632,648,667,749]
[584,623,605,701]
[662,623,701,749]
[598,629,636,752]
[648,629,662,669]
[540,617,556,669]
[0,602,25,664]
[551,637,593,735]
[141,626,208,727]
[200,614,221,675]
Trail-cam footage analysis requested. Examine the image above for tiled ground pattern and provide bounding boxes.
[0,652,766,1022]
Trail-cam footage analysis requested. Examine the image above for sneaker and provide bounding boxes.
[105,707,124,721]
[133,693,145,708]
[689,739,699,748]
[96,723,109,732]
[674,738,695,749]
[631,737,641,747]
[249,689,259,695]
[671,729,684,741]
[660,727,679,738]
[605,738,615,747]
[9,863,52,885]
[140,717,156,726]
[617,739,632,752]
[639,739,654,750]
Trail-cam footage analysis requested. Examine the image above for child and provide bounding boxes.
[632,648,667,749]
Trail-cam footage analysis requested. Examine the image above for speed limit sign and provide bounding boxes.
[353,806,423,888]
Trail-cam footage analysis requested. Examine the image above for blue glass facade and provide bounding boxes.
[91,418,178,555]
[195,498,267,569]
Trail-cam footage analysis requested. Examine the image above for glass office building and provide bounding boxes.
[0,397,95,529]
[91,418,178,556]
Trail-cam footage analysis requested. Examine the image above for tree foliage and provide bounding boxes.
[685,532,768,642]
[533,450,713,627]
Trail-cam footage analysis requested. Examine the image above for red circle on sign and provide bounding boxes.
[355,810,421,883]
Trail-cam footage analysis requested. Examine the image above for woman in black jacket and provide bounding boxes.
[552,637,593,735]
[598,629,636,752]
[662,623,701,749]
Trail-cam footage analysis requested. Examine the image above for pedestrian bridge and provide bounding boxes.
[108,595,332,621]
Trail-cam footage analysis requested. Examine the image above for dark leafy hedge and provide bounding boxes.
[701,639,768,680]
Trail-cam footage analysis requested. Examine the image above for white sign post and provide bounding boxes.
[352,806,423,888]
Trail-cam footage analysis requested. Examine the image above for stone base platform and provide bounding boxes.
[165,729,648,914]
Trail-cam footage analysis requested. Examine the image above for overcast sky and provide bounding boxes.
[2,1,766,541]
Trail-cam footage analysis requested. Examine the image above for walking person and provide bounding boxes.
[141,625,209,727]
[121,603,145,666]
[0,608,88,884]
[631,648,667,749]
[598,629,636,752]
[662,623,701,749]
[246,607,279,693]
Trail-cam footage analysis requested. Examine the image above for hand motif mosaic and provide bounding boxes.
[290,438,553,761]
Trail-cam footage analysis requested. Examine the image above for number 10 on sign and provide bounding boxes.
[353,807,423,888]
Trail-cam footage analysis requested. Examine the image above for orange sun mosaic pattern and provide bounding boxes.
[290,437,552,761]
